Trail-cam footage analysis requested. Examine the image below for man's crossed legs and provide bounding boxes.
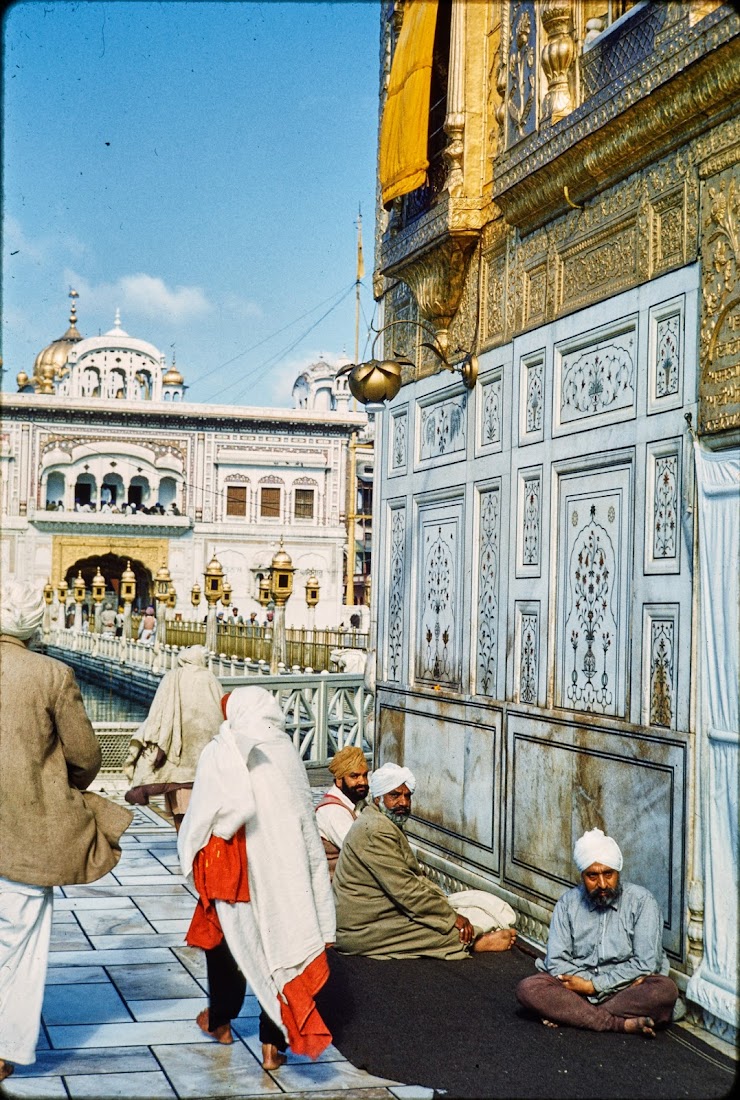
[516,973,678,1037]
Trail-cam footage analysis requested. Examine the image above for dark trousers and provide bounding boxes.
[516,972,678,1031]
[205,938,286,1050]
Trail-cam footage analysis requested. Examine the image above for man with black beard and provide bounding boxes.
[516,828,678,1036]
[333,762,516,958]
[315,747,370,878]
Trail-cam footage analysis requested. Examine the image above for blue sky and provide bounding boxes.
[2,0,380,406]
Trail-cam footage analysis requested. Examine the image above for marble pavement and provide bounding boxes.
[3,804,429,1100]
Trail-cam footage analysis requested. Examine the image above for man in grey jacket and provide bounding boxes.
[516,828,678,1036]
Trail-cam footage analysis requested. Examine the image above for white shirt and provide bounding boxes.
[315,784,360,849]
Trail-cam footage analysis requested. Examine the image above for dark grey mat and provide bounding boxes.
[318,948,737,1099]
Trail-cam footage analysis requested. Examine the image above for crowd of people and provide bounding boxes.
[0,576,679,1083]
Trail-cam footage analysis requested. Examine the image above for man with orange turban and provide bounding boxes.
[315,746,369,878]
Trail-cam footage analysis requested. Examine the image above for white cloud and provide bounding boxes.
[64,270,212,324]
[222,292,263,320]
[4,217,87,265]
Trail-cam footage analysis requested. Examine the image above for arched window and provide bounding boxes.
[45,471,65,509]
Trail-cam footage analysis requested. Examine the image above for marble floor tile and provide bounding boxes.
[126,996,208,1022]
[45,966,109,985]
[74,909,154,937]
[171,946,207,978]
[65,1071,177,1098]
[113,874,186,886]
[1,1076,67,1098]
[49,924,92,952]
[269,1061,400,1092]
[47,1019,218,1049]
[106,961,204,1001]
[88,932,186,951]
[134,895,198,921]
[63,884,190,897]
[42,983,130,1026]
[51,910,78,924]
[152,1041,281,1098]
[56,897,135,912]
[47,948,174,966]
[11,1048,159,1077]
[149,918,190,934]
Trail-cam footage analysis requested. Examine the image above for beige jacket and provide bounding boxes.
[0,636,131,886]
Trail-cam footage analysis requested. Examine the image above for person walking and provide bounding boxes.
[0,579,132,1082]
[178,686,335,1070]
[124,645,223,830]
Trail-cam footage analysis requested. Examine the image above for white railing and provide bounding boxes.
[48,628,373,770]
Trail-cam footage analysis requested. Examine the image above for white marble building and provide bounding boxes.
[1,296,370,629]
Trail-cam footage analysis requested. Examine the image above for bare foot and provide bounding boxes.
[262,1043,287,1070]
[623,1016,656,1038]
[541,1018,559,1028]
[0,1060,14,1081]
[196,1008,234,1044]
[472,928,517,952]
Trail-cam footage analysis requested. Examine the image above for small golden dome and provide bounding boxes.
[163,365,184,385]
[16,370,29,389]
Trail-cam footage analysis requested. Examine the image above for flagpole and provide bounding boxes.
[354,206,364,367]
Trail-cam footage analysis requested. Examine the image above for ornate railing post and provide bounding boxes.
[540,0,575,125]
[443,0,466,196]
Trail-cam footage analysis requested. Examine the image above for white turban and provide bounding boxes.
[574,828,623,873]
[370,762,416,800]
[0,579,45,641]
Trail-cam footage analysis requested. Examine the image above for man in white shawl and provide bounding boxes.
[178,686,335,1070]
[124,645,223,829]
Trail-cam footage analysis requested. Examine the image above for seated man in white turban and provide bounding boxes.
[333,761,517,959]
[516,828,678,1037]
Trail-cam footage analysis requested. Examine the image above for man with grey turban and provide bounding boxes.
[0,580,131,1082]
[333,762,516,959]
[516,828,678,1036]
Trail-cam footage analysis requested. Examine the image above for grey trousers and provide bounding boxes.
[516,972,677,1031]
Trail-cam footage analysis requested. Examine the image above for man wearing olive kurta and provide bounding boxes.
[333,762,516,959]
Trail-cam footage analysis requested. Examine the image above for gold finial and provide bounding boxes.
[69,288,79,325]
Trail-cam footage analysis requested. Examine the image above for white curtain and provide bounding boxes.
[686,443,739,1035]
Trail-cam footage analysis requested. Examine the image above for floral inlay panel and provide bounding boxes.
[653,453,678,561]
[416,513,460,686]
[560,332,635,424]
[391,411,407,472]
[419,396,467,461]
[476,488,501,696]
[386,506,406,682]
[649,618,676,728]
[522,475,541,568]
[525,360,544,434]
[519,611,539,705]
[655,314,680,399]
[481,376,502,448]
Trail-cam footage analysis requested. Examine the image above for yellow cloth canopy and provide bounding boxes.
[379,0,439,207]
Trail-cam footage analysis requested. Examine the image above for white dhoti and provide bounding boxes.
[448,889,516,936]
[0,875,53,1065]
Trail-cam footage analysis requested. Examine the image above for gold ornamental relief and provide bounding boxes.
[51,535,170,588]
[556,219,638,314]
[481,246,507,346]
[699,158,740,433]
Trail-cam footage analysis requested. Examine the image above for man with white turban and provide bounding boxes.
[333,761,516,959]
[178,686,335,1071]
[0,579,132,1083]
[516,828,678,1036]
[315,745,370,877]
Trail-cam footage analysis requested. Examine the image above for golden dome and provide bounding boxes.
[163,365,184,385]
[30,291,83,388]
